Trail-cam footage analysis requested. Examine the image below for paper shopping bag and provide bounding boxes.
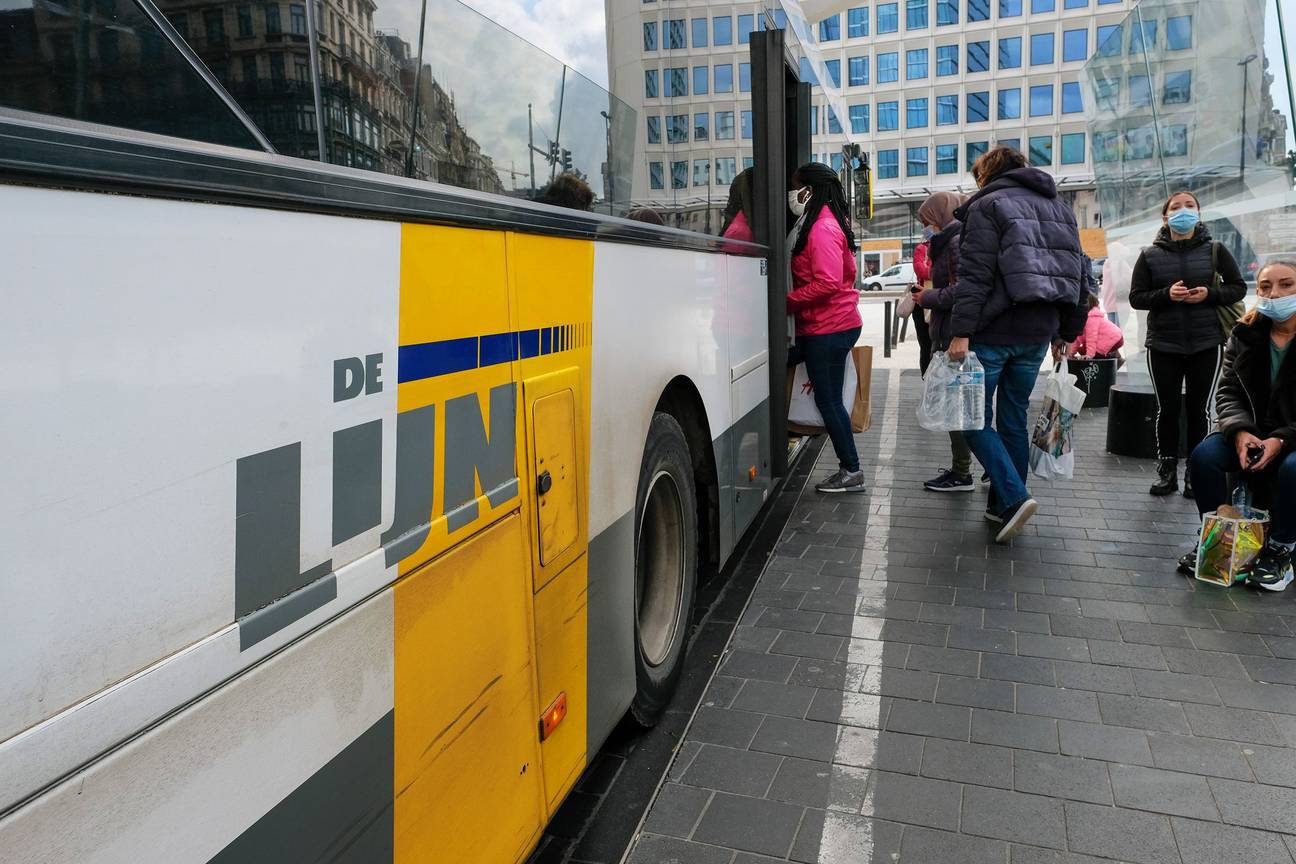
[787,346,872,435]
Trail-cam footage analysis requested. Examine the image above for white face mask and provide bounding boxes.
[788,187,809,217]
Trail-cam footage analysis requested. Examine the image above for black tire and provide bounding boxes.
[629,412,699,727]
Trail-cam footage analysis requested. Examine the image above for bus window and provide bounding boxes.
[0,0,262,149]
[152,0,321,159]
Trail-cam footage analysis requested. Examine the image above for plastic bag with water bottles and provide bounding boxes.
[917,351,986,432]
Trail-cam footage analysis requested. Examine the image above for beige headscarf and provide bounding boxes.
[917,191,966,230]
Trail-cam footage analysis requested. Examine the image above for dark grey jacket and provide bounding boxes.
[1128,225,1247,355]
[919,220,962,351]
[1217,315,1296,451]
[950,167,1087,345]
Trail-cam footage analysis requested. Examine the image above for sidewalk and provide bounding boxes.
[626,368,1296,864]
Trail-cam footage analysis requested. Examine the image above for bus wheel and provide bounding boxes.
[630,412,699,727]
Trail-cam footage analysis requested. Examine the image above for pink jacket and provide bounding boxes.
[1071,306,1125,358]
[913,242,931,282]
[722,211,755,243]
[787,209,862,336]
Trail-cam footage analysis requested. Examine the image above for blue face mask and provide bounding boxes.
[1257,294,1296,322]
[921,226,936,241]
[1166,208,1200,235]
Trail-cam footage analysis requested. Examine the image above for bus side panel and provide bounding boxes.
[725,254,773,546]
[0,592,395,864]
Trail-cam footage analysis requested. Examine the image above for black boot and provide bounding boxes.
[1150,458,1178,496]
[1182,470,1194,499]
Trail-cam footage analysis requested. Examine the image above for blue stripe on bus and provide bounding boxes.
[398,325,579,383]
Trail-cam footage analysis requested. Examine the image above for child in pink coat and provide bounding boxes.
[1071,293,1125,360]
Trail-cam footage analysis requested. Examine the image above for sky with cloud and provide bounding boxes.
[460,0,609,88]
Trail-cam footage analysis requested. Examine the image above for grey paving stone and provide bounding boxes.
[920,737,1013,789]
[962,784,1067,849]
[1052,659,1136,695]
[984,608,1052,634]
[861,770,962,831]
[1131,668,1222,705]
[901,826,1009,864]
[1187,627,1274,656]
[1109,764,1220,820]
[719,650,798,683]
[884,697,970,741]
[1243,742,1296,787]
[1208,777,1296,833]
[1078,598,1151,623]
[1241,654,1296,686]
[1164,647,1253,680]
[1058,719,1154,766]
[687,707,766,749]
[767,757,871,813]
[669,741,705,783]
[935,673,1016,711]
[730,626,781,653]
[730,680,816,719]
[702,676,747,710]
[754,606,824,633]
[749,714,839,762]
[1117,621,1195,649]
[1017,632,1092,662]
[878,619,948,647]
[691,792,804,858]
[770,630,847,661]
[972,708,1059,753]
[1088,639,1168,671]
[643,784,713,838]
[681,745,783,798]
[1182,702,1285,745]
[1015,684,1101,723]
[806,690,885,730]
[1009,846,1121,864]
[789,810,904,864]
[1048,614,1124,642]
[627,834,734,864]
[869,667,939,701]
[1171,816,1296,864]
[949,624,1017,654]
[1064,801,1180,864]
[1013,750,1113,805]
[918,602,986,627]
[981,653,1057,686]
[904,644,981,677]
[1214,678,1296,715]
[1097,694,1191,734]
[1146,731,1253,781]
[831,727,925,775]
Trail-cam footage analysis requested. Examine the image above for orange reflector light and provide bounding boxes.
[748,465,758,481]
[539,692,567,741]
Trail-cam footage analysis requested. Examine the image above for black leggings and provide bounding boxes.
[1146,346,1223,461]
[913,310,932,375]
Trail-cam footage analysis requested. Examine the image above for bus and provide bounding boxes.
[0,1,832,862]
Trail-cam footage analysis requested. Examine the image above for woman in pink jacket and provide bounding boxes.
[786,162,865,493]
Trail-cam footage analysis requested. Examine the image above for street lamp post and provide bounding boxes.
[600,110,613,213]
[1239,53,1259,184]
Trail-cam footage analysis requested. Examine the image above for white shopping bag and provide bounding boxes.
[788,357,858,430]
[1028,364,1087,480]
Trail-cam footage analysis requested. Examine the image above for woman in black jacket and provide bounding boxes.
[1184,260,1296,590]
[1129,191,1247,497]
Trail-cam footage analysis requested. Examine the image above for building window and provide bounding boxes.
[967,140,988,168]
[848,6,869,37]
[1098,0,1121,4]
[693,159,709,186]
[644,69,658,98]
[693,112,708,140]
[237,5,253,36]
[741,109,753,138]
[1029,84,1052,116]
[1167,15,1191,50]
[1162,124,1188,157]
[691,66,707,95]
[666,113,688,143]
[671,161,687,189]
[1096,24,1121,56]
[743,156,755,170]
[714,64,733,92]
[828,107,843,133]
[269,51,283,80]
[1130,21,1155,54]
[716,111,735,139]
[714,15,732,45]
[878,149,899,178]
[999,37,1021,68]
[936,45,958,75]
[1130,74,1151,107]
[967,90,989,121]
[1061,81,1083,113]
[668,67,687,97]
[643,21,657,51]
[967,0,989,19]
[1095,75,1120,110]
[691,17,707,47]
[1093,131,1117,162]
[810,106,820,134]
[820,14,841,40]
[739,62,751,92]
[649,162,664,190]
[1029,135,1052,166]
[800,56,818,85]
[999,0,1021,15]
[878,52,899,82]
[878,2,898,33]
[907,146,929,176]
[265,4,281,34]
[1030,33,1054,65]
[849,56,869,85]
[1061,132,1085,164]
[967,41,989,73]
[716,158,737,184]
[937,0,958,25]
[1064,0,1088,7]
[906,0,928,29]
[1163,70,1191,105]
[907,97,929,127]
[849,103,870,133]
[646,115,661,144]
[878,100,899,130]
[999,137,1020,152]
[935,144,958,173]
[937,94,958,124]
[825,59,841,87]
[738,13,754,43]
[1031,0,1054,11]
[1063,28,1086,61]
[998,87,1021,119]
[907,49,928,79]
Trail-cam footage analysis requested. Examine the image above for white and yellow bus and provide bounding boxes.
[0,1,819,861]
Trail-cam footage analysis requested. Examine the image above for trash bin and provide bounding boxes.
[1067,357,1118,409]
[1106,381,1189,458]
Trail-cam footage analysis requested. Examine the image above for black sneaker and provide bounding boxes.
[924,469,975,493]
[817,469,867,494]
[983,509,1004,525]
[1150,458,1178,496]
[981,471,990,484]
[1248,543,1294,592]
[995,498,1038,543]
[1177,549,1197,575]
[1182,472,1195,499]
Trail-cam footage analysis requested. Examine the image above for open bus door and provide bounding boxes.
[750,26,812,480]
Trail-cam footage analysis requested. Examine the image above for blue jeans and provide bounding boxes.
[1189,432,1296,544]
[790,327,862,473]
[964,341,1049,514]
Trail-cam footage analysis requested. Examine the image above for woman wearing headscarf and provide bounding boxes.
[786,162,864,493]
[911,191,973,492]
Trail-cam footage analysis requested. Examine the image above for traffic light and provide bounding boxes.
[852,150,872,221]
[548,140,559,165]
[560,148,573,173]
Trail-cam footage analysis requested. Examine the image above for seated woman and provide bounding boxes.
[1070,292,1125,362]
[1185,260,1296,591]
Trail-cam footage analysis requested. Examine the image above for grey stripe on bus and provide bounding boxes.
[238,572,338,651]
[207,710,393,864]
[381,404,437,567]
[332,420,383,546]
[444,383,517,534]
[730,400,773,550]
[585,509,637,756]
[235,443,330,619]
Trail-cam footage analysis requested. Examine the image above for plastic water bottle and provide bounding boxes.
[1232,481,1252,517]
